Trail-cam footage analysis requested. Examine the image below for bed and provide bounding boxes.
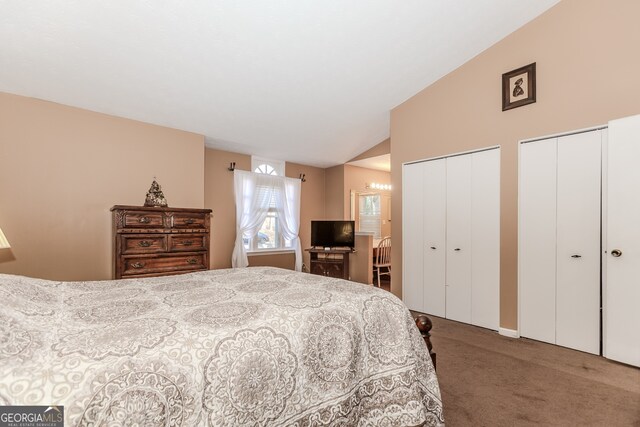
[0,266,443,426]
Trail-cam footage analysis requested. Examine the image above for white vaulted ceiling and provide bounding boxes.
[0,1,557,167]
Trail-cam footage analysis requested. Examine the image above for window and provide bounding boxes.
[251,156,284,176]
[359,194,381,239]
[233,170,302,269]
[254,164,277,175]
[245,157,289,252]
[243,191,292,251]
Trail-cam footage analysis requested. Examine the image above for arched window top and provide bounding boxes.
[252,156,284,176]
[254,164,278,175]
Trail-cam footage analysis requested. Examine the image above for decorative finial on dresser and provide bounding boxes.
[144,179,168,207]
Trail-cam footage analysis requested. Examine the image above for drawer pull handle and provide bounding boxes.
[454,248,461,251]
[183,240,194,246]
[187,258,198,264]
[430,246,437,250]
[139,217,151,224]
[184,218,195,225]
[131,262,145,269]
[139,241,151,247]
[571,254,582,258]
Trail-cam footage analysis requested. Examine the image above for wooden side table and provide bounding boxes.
[306,248,353,280]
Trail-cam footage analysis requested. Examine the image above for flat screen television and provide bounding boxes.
[311,220,355,249]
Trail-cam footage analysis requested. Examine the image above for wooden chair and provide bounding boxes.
[373,236,391,287]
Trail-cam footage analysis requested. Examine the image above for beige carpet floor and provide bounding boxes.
[421,315,640,426]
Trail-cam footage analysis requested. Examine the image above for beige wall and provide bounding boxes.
[350,233,373,285]
[391,0,640,329]
[203,148,325,271]
[248,252,295,270]
[0,96,324,281]
[324,165,345,219]
[348,138,390,162]
[204,148,251,269]
[0,92,205,281]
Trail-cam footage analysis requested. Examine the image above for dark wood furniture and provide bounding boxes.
[415,314,437,370]
[306,248,353,280]
[111,205,212,279]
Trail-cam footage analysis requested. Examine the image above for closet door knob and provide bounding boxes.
[611,249,622,257]
[454,248,461,251]
[571,254,582,258]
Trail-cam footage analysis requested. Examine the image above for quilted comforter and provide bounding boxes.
[0,267,443,426]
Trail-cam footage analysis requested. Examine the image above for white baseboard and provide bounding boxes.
[499,327,520,338]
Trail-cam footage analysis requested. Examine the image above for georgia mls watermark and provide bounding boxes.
[0,406,63,427]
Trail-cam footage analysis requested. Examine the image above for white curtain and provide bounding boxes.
[276,176,302,271]
[232,170,302,271]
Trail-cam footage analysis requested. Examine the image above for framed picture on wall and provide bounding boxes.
[502,62,536,111]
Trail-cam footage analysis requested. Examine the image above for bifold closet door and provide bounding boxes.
[445,155,473,324]
[471,149,500,330]
[555,132,601,355]
[402,162,425,312]
[403,149,500,327]
[422,159,446,317]
[520,131,602,353]
[605,115,640,367]
[519,139,557,345]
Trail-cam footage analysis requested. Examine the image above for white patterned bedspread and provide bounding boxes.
[0,267,443,426]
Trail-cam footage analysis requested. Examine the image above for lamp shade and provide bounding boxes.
[0,227,10,249]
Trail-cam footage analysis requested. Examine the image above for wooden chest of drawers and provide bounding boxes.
[111,205,212,279]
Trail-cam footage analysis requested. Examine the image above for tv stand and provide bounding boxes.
[306,248,353,280]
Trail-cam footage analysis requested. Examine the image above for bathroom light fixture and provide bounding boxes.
[367,182,392,191]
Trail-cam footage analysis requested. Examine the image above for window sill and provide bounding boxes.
[247,249,295,256]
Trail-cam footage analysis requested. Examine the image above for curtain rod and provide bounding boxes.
[227,163,306,181]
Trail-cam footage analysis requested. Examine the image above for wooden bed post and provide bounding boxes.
[415,314,437,370]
